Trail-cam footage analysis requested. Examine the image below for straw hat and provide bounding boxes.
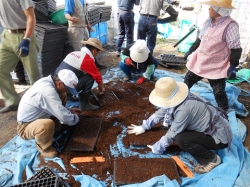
[199,0,235,9]
[149,77,189,107]
[129,40,150,63]
[81,38,105,52]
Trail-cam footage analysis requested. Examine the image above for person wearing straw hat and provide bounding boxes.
[127,77,232,173]
[119,39,158,84]
[183,0,242,112]
[17,69,81,158]
[56,38,106,111]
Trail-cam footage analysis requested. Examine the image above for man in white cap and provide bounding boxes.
[56,38,106,111]
[128,77,232,174]
[119,39,158,84]
[17,69,81,158]
[183,0,242,112]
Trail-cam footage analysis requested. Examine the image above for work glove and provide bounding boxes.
[227,64,237,79]
[127,124,145,135]
[147,136,169,154]
[17,39,30,57]
[183,50,192,60]
[125,57,133,66]
[136,77,145,84]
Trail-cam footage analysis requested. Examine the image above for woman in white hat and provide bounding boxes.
[128,77,232,174]
[183,0,242,112]
[119,39,159,84]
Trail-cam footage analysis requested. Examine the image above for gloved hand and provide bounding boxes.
[183,50,192,60]
[127,124,145,135]
[136,77,145,84]
[17,39,30,57]
[147,145,160,154]
[125,57,133,66]
[227,64,237,79]
[147,136,169,154]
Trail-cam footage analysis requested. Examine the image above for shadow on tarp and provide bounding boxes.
[0,68,249,187]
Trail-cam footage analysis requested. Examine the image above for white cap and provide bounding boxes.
[58,69,78,96]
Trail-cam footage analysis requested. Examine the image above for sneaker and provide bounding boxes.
[194,154,221,174]
[123,76,131,81]
[36,145,58,158]
[115,51,120,57]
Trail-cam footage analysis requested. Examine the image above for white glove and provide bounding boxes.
[147,145,159,154]
[127,124,145,135]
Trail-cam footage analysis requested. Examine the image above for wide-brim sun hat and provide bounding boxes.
[81,38,105,52]
[149,77,189,107]
[199,0,235,9]
[129,39,150,63]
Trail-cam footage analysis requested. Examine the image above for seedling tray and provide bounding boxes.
[26,167,67,187]
[8,176,59,187]
[160,54,187,67]
[114,158,181,186]
[65,118,102,152]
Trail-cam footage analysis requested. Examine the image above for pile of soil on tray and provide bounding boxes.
[35,79,182,187]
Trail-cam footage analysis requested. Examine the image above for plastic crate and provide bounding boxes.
[89,24,99,39]
[7,176,59,187]
[98,22,107,36]
[99,34,107,45]
[26,167,67,187]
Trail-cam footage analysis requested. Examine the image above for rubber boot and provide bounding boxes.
[79,92,100,111]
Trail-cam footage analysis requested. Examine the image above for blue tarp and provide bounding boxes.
[0,69,249,187]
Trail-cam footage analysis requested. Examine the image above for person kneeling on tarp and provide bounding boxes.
[127,77,232,174]
[119,39,158,84]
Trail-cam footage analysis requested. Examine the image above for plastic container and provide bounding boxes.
[9,176,59,187]
[89,24,99,39]
[98,22,107,36]
[178,19,197,53]
[49,9,67,25]
[99,34,107,45]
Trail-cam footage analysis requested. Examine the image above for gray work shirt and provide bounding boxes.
[139,0,170,16]
[17,76,79,126]
[143,96,231,146]
[0,0,34,29]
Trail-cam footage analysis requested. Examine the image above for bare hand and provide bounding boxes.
[70,107,82,115]
[97,83,106,95]
[71,16,79,23]
[87,24,93,32]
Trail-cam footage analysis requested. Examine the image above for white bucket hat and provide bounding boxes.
[129,40,150,63]
[58,69,78,96]
[81,38,105,52]
[149,77,189,107]
[199,0,235,9]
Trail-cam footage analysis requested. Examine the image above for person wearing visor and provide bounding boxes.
[17,69,81,158]
[128,77,232,174]
[56,38,106,111]
[119,39,158,84]
[183,0,242,111]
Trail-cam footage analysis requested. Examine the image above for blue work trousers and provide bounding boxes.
[116,10,135,52]
[137,15,158,54]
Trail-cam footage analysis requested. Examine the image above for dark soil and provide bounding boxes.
[114,157,181,185]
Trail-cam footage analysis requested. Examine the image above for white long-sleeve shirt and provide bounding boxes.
[17,75,79,126]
